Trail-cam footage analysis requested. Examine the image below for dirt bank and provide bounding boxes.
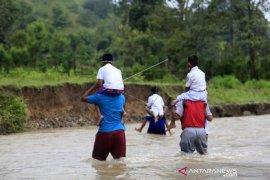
[2,83,270,129]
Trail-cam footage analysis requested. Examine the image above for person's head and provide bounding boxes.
[102,53,113,64]
[187,55,198,69]
[151,86,159,94]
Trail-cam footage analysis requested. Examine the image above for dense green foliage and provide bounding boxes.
[0,92,27,134]
[0,0,270,81]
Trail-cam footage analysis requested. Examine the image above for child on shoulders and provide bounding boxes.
[88,53,125,126]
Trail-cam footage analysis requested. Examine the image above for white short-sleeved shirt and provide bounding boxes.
[186,66,206,91]
[147,94,164,116]
[96,63,124,90]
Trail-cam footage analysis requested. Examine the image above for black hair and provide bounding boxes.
[188,55,198,67]
[151,86,159,94]
[102,53,113,62]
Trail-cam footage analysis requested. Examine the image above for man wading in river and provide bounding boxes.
[81,86,126,161]
[169,100,213,154]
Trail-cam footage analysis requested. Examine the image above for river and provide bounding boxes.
[0,115,270,179]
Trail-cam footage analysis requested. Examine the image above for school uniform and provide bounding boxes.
[96,63,124,95]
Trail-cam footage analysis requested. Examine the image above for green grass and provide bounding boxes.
[207,76,270,104]
[207,87,270,105]
[0,68,94,88]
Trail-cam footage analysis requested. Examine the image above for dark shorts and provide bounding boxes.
[92,130,126,161]
[146,116,166,135]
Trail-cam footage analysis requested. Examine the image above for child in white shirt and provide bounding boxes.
[177,55,207,103]
[135,87,172,135]
[88,53,124,126]
[145,87,165,123]
[170,55,209,131]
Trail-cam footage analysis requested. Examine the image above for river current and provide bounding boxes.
[0,115,270,179]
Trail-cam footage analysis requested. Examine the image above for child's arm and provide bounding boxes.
[87,82,100,94]
[167,100,182,130]
[205,104,213,121]
[97,79,104,87]
[81,86,96,102]
[185,73,192,92]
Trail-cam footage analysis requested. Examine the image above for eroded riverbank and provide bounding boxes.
[1,83,270,130]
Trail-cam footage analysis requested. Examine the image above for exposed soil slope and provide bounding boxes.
[2,83,270,129]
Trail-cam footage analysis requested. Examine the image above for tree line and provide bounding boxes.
[0,0,270,81]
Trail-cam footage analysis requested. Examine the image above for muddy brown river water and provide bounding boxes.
[0,115,270,179]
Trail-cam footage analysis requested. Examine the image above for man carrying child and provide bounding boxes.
[169,55,213,154]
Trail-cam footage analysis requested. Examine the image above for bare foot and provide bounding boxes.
[135,127,142,132]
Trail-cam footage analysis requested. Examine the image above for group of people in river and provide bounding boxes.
[81,53,213,161]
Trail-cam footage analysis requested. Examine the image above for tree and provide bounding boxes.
[82,0,113,19]
[26,21,51,68]
[0,0,19,44]
[52,6,71,28]
[211,0,270,79]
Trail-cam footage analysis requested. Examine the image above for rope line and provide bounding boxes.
[123,59,168,81]
[123,58,168,103]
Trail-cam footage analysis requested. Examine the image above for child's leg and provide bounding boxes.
[95,105,103,126]
[168,100,179,130]
[121,108,127,124]
[165,120,172,135]
[135,120,147,132]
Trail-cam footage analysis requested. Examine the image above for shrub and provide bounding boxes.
[0,92,27,134]
[244,79,270,89]
[208,75,242,89]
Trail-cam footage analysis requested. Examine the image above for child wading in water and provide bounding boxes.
[135,86,172,135]
[88,53,125,126]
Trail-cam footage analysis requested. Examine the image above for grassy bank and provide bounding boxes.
[0,68,94,87]
[0,69,269,105]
